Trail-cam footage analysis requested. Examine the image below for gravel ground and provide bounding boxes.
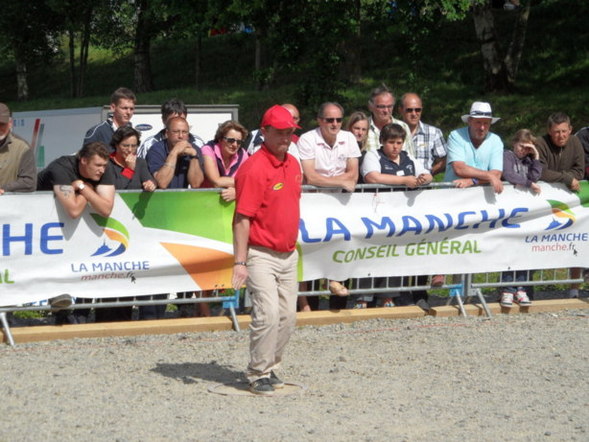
[1,306,588,441]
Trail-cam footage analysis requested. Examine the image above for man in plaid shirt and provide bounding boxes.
[400,93,447,176]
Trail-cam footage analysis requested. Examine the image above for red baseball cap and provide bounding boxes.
[261,105,301,129]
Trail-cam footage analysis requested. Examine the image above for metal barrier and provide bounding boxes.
[2,183,586,345]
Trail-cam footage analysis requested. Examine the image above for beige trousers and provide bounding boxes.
[246,246,298,382]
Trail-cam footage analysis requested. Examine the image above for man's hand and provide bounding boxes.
[170,140,191,157]
[142,180,156,192]
[403,176,419,188]
[71,179,93,192]
[488,175,504,194]
[529,182,541,194]
[340,179,356,193]
[570,178,580,192]
[453,178,474,189]
[232,264,248,291]
[416,173,433,186]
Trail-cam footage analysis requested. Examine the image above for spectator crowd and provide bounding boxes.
[1,83,588,325]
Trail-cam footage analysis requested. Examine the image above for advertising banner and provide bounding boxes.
[1,183,588,306]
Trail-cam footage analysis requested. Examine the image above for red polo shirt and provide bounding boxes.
[234,145,302,252]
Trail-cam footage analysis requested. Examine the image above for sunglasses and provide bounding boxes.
[223,137,243,146]
[322,117,343,123]
[405,108,422,113]
[375,104,394,110]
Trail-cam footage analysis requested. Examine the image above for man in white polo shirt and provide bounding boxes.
[297,102,360,192]
[297,102,361,308]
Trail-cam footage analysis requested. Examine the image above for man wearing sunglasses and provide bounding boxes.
[400,93,447,177]
[297,102,360,193]
[297,102,361,309]
[365,84,414,155]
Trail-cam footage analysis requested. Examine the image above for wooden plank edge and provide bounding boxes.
[3,300,586,344]
[430,298,589,317]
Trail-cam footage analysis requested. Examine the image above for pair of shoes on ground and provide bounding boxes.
[381,298,394,308]
[249,371,284,395]
[329,281,349,297]
[500,290,531,308]
[353,301,367,309]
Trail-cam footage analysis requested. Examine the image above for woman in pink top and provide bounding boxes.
[201,120,249,202]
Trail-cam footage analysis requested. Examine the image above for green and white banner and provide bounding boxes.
[1,183,588,306]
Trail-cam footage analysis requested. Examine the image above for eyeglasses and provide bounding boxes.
[322,117,343,123]
[170,129,189,135]
[375,105,393,109]
[120,143,138,149]
[404,108,422,113]
[223,137,243,146]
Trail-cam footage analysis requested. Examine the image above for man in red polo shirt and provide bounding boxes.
[232,105,302,395]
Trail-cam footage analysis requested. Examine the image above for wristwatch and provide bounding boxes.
[77,182,86,191]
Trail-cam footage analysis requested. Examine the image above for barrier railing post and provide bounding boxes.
[0,312,15,347]
[222,290,241,332]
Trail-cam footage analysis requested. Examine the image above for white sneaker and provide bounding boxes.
[500,292,514,308]
[515,290,531,306]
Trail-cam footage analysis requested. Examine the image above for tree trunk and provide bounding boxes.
[254,33,262,72]
[15,57,29,101]
[133,0,154,93]
[77,4,93,97]
[504,0,531,88]
[472,1,509,92]
[68,29,78,98]
[195,32,202,90]
[342,0,362,83]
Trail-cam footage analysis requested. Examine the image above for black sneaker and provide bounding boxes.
[49,294,73,311]
[249,378,274,395]
[416,298,431,312]
[269,371,285,389]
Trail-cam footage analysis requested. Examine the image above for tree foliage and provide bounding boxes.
[0,0,536,100]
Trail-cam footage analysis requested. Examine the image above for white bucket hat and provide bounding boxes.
[461,101,500,124]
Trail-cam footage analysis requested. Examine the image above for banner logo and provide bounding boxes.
[545,200,575,231]
[90,214,129,257]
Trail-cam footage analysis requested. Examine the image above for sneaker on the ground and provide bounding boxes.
[269,371,285,389]
[249,378,274,395]
[514,290,531,306]
[49,294,73,310]
[353,302,367,309]
[416,298,431,312]
[500,292,514,308]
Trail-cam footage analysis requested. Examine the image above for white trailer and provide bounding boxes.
[12,104,239,168]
